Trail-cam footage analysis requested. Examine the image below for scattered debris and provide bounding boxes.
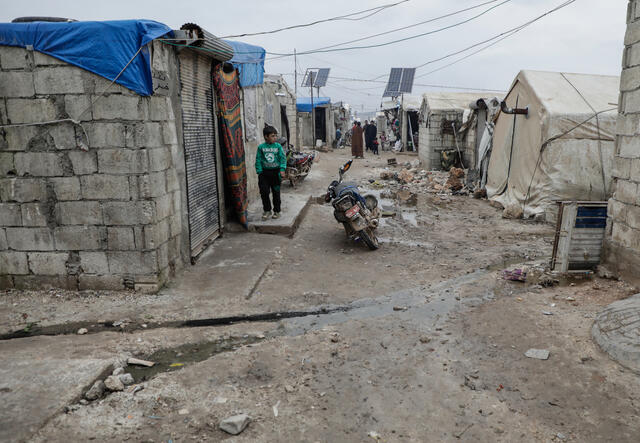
[119,373,135,385]
[284,384,295,393]
[393,306,408,311]
[104,375,124,392]
[395,189,418,206]
[397,169,414,184]
[387,158,397,166]
[419,336,431,344]
[128,357,155,367]
[212,396,228,404]
[502,204,524,219]
[112,367,125,376]
[273,400,280,417]
[455,424,474,439]
[381,210,397,218]
[542,311,553,316]
[463,375,477,390]
[503,268,527,282]
[219,414,251,435]
[77,328,88,335]
[525,349,550,360]
[178,408,189,415]
[368,431,381,440]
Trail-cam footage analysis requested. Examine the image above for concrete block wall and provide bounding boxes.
[603,0,640,286]
[0,45,185,291]
[420,110,473,170]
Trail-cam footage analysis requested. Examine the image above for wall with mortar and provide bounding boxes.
[603,0,640,286]
[0,43,188,291]
[419,110,474,170]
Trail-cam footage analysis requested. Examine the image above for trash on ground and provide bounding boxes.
[128,357,155,367]
[525,349,550,360]
[77,328,88,335]
[387,158,397,166]
[503,268,527,282]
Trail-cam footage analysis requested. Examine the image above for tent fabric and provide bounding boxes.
[296,97,331,112]
[486,70,619,219]
[401,94,422,111]
[0,20,172,96]
[224,40,265,87]
[422,92,490,112]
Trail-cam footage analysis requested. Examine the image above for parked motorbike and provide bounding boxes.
[277,137,316,187]
[324,160,380,250]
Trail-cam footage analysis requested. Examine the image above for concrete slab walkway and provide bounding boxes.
[592,293,640,373]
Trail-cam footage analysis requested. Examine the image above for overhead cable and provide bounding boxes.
[219,1,409,38]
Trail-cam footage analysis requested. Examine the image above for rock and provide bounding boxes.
[396,189,417,206]
[85,380,105,400]
[219,413,251,435]
[79,399,89,405]
[104,375,124,391]
[119,373,135,385]
[525,349,550,360]
[284,384,295,393]
[112,367,125,376]
[77,328,88,335]
[473,188,487,199]
[463,375,477,390]
[393,306,408,311]
[178,408,189,415]
[212,396,228,404]
[445,175,463,191]
[128,357,155,367]
[419,336,431,343]
[380,171,395,180]
[387,158,397,166]
[502,204,524,219]
[596,265,617,280]
[397,169,414,183]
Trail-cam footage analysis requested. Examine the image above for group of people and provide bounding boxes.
[350,120,378,159]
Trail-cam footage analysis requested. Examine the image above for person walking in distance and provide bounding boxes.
[351,121,364,158]
[255,125,287,220]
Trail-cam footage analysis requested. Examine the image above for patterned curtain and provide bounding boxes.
[213,64,248,227]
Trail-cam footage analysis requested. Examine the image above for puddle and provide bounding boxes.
[128,336,265,383]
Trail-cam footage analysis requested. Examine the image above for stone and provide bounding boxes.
[104,375,124,392]
[15,152,64,177]
[34,67,84,94]
[107,227,136,250]
[6,228,54,251]
[219,414,251,435]
[502,204,524,220]
[0,46,31,70]
[54,226,103,250]
[112,367,125,376]
[127,357,154,367]
[80,175,130,200]
[77,328,88,335]
[93,95,142,121]
[6,98,58,124]
[79,252,108,274]
[148,147,172,172]
[395,189,417,206]
[524,349,550,360]
[0,203,22,226]
[0,251,29,275]
[107,251,158,274]
[57,201,102,225]
[78,275,123,290]
[178,408,189,415]
[102,201,154,225]
[67,151,97,175]
[28,252,68,275]
[98,149,148,174]
[86,122,126,148]
[119,373,135,385]
[284,384,295,393]
[50,177,81,200]
[0,72,35,98]
[85,380,105,400]
[33,51,66,66]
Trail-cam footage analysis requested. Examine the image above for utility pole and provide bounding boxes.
[294,48,300,149]
[310,76,315,147]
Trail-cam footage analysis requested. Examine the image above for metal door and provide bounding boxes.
[179,51,220,257]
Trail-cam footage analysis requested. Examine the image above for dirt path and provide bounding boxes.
[3,150,640,442]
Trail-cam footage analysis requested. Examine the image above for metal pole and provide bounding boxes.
[294,49,300,149]
[311,76,315,148]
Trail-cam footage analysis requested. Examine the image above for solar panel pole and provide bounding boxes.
[310,74,315,147]
[294,49,300,149]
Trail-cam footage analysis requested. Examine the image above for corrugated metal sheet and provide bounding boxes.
[552,202,607,272]
[179,51,220,257]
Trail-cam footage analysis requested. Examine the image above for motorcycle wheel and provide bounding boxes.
[359,227,379,250]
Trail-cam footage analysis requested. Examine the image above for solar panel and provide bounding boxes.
[314,68,330,87]
[399,68,416,94]
[302,71,316,87]
[383,68,403,97]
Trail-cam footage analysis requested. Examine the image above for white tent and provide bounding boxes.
[486,70,619,220]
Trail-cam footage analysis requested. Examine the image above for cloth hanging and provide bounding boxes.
[213,64,248,227]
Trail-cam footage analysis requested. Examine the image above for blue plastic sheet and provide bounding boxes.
[296,96,331,112]
[224,40,265,87]
[0,20,172,96]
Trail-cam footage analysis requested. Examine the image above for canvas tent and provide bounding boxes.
[486,70,619,220]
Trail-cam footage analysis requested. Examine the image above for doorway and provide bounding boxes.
[406,111,419,151]
[280,105,290,145]
[315,107,326,143]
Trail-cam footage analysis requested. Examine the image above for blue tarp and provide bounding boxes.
[224,40,265,87]
[0,20,172,96]
[296,97,331,112]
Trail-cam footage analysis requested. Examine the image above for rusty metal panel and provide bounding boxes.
[179,51,220,257]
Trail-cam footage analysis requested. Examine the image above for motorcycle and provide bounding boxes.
[278,137,316,187]
[324,160,380,250]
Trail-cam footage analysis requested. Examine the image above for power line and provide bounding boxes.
[266,0,512,57]
[219,1,409,39]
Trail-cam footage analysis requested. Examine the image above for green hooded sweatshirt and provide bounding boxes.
[255,142,287,174]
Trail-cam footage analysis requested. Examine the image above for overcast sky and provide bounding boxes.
[1,0,628,112]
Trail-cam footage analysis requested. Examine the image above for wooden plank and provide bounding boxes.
[555,202,577,272]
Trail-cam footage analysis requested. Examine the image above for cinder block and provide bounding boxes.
[0,46,31,70]
[57,201,102,225]
[86,122,126,148]
[0,275,13,288]
[67,150,97,175]
[610,199,629,223]
[54,226,104,250]
[621,65,640,92]
[0,178,47,202]
[155,193,173,220]
[157,241,169,269]
[80,175,130,200]
[103,201,155,225]
[93,95,142,120]
[169,212,182,237]
[149,96,174,121]
[78,274,124,290]
[79,251,108,274]
[34,67,84,94]
[48,124,77,150]
[28,252,68,275]
[144,218,170,249]
[612,221,635,249]
[625,18,640,46]
[627,204,640,230]
[148,147,172,172]
[107,251,158,274]
[33,51,66,66]
[64,95,93,121]
[21,203,49,227]
[614,179,639,205]
[2,125,38,151]
[0,203,22,225]
[133,226,144,249]
[6,227,54,251]
[13,275,77,290]
[107,227,136,250]
[0,229,7,250]
[630,158,640,182]
[162,122,178,144]
[50,177,81,200]
[0,72,35,97]
[6,98,58,124]
[166,168,180,192]
[0,100,7,125]
[15,152,64,177]
[97,149,148,174]
[613,155,632,180]
[0,251,29,274]
[623,90,640,116]
[135,122,163,148]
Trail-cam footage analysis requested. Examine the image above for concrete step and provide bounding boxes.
[247,193,312,237]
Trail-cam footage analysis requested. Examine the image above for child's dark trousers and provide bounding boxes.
[259,169,281,213]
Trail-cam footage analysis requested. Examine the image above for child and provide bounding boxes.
[255,125,287,220]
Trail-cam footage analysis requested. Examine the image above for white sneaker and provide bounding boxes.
[262,211,272,220]
[272,212,281,219]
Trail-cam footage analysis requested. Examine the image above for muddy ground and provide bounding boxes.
[2,149,640,442]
